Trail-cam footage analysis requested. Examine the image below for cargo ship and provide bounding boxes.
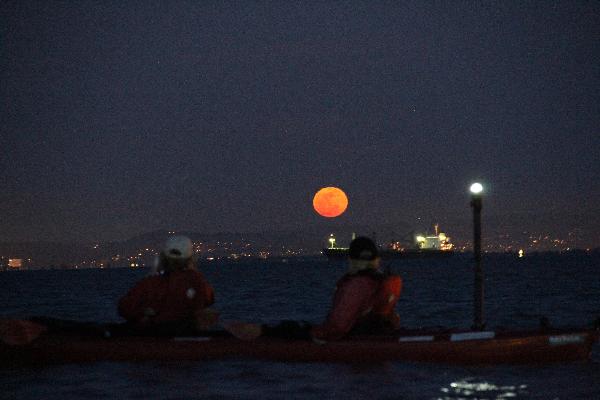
[322,225,454,260]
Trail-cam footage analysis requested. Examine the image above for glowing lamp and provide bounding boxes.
[470,182,483,195]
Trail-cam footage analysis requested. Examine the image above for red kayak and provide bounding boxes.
[1,319,597,366]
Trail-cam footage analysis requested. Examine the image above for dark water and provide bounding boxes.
[1,253,599,399]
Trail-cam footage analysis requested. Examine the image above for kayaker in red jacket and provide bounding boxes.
[226,236,402,342]
[118,236,217,333]
[310,236,402,341]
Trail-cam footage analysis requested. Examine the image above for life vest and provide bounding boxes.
[341,269,402,309]
[312,269,402,339]
[341,269,402,334]
[118,269,215,325]
[372,273,402,317]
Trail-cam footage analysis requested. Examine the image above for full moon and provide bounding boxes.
[313,187,348,218]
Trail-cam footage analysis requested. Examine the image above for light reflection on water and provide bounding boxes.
[438,378,528,399]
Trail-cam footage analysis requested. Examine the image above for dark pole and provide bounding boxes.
[470,183,484,330]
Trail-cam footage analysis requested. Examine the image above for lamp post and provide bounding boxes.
[470,182,484,330]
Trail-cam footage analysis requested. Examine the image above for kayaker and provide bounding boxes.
[309,236,402,341]
[118,235,217,334]
[226,236,402,342]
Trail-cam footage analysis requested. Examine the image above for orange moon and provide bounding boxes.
[313,187,348,218]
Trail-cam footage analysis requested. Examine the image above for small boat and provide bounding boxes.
[1,319,597,366]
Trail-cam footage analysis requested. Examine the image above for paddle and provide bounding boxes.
[0,319,48,345]
[220,321,263,340]
[223,320,314,341]
[0,314,263,345]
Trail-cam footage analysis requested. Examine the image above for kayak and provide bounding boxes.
[1,319,597,366]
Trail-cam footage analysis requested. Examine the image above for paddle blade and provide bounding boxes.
[222,321,263,341]
[0,319,47,345]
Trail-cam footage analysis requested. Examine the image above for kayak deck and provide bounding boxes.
[2,328,597,366]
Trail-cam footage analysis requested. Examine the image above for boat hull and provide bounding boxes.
[2,328,596,367]
[379,249,454,260]
[323,248,454,260]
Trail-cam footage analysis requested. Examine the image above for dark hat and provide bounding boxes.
[349,236,379,260]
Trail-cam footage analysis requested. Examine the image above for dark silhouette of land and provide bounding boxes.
[1,211,599,268]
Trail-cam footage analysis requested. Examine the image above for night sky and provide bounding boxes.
[2,2,599,243]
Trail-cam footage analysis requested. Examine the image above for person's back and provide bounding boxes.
[344,269,402,334]
[118,236,216,331]
[224,236,402,342]
[118,268,214,324]
[311,236,402,341]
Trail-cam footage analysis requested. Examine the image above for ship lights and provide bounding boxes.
[328,234,336,249]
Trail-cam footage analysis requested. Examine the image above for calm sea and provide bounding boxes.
[1,253,599,399]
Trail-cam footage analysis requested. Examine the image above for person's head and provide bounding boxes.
[161,235,195,272]
[348,236,380,274]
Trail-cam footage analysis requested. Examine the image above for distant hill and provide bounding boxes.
[1,211,599,267]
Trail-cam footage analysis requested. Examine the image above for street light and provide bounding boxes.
[470,182,483,195]
[470,182,484,330]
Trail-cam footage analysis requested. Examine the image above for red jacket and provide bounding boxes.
[118,269,215,324]
[311,270,402,341]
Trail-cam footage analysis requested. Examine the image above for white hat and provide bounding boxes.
[163,236,193,260]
